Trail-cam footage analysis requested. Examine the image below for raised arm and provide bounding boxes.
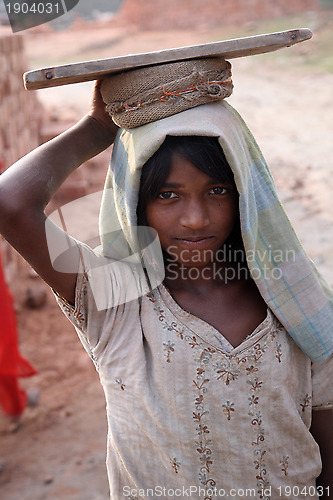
[0,82,118,304]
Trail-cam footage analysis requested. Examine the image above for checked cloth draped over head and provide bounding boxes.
[99,100,333,363]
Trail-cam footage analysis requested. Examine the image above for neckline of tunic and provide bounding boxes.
[157,283,278,355]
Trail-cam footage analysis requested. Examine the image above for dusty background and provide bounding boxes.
[0,10,333,500]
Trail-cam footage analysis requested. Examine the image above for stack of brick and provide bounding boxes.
[0,33,94,293]
[0,33,44,292]
[117,0,320,30]
[0,34,43,172]
[0,33,92,293]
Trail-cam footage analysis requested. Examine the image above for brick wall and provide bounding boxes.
[0,33,44,290]
[0,34,43,171]
[118,0,319,30]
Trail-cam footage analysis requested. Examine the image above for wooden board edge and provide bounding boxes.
[24,29,312,90]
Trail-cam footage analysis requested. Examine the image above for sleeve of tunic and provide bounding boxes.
[54,241,147,365]
[312,354,333,410]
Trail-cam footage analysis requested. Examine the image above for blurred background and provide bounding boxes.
[0,1,332,498]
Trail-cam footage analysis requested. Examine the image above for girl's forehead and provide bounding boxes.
[166,149,235,186]
[166,154,230,185]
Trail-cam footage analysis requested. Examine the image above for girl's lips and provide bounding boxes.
[174,236,214,248]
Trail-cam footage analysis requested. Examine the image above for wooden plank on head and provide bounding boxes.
[24,29,312,90]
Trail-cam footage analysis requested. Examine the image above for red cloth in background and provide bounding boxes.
[0,248,37,416]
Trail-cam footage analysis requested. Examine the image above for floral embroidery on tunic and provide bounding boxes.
[300,394,311,413]
[149,291,281,497]
[58,293,85,325]
[170,457,181,473]
[55,271,90,328]
[280,456,289,476]
[246,341,270,498]
[254,449,269,499]
[115,378,126,390]
[163,340,175,363]
[214,361,240,385]
[222,400,235,421]
[275,342,282,363]
[193,364,216,499]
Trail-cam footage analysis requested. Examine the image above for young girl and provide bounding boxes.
[0,81,332,499]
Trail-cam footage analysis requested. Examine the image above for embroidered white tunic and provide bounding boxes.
[56,244,333,500]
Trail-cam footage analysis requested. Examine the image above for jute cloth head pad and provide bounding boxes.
[100,57,233,128]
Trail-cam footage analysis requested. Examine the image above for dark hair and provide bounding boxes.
[137,135,244,258]
[137,135,236,225]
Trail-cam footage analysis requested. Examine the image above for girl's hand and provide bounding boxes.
[88,80,119,138]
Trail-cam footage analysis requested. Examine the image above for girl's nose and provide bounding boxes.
[179,200,209,229]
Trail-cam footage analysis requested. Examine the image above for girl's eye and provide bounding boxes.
[158,191,177,200]
[209,187,228,195]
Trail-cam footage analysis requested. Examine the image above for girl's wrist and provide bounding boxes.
[86,113,119,149]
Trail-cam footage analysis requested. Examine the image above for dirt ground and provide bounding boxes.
[1,20,333,500]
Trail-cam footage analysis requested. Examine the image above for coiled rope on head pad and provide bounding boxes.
[100,57,233,129]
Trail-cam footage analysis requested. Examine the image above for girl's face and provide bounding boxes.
[145,152,238,269]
